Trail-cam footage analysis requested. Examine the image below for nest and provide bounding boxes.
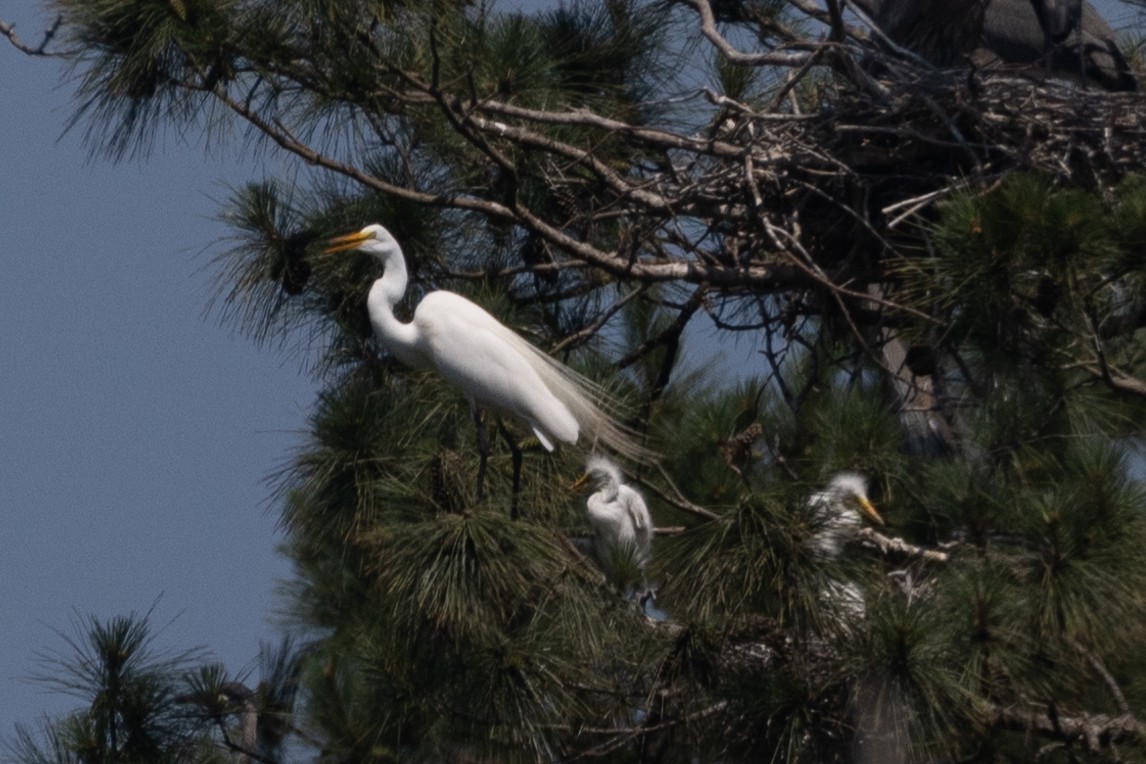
[652,50,1146,275]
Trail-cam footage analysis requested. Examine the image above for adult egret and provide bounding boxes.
[808,472,885,619]
[571,455,654,600]
[325,224,651,501]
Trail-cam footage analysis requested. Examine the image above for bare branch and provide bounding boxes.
[0,14,63,56]
[993,704,1144,751]
[677,0,819,67]
[640,466,721,522]
[1070,639,1132,716]
[856,527,951,563]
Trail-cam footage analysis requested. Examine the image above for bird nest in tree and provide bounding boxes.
[698,56,1146,257]
[823,70,1146,191]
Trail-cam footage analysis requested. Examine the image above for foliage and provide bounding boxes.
[9,0,1146,761]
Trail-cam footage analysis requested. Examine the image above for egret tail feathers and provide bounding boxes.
[493,325,658,464]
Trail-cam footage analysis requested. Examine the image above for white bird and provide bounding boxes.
[808,472,885,560]
[808,472,885,620]
[571,456,654,594]
[325,224,651,499]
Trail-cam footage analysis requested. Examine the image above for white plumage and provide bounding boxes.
[325,224,651,462]
[808,472,885,620]
[574,455,654,579]
[808,472,884,560]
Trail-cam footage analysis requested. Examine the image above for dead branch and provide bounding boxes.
[676,0,819,68]
[856,527,951,562]
[993,704,1144,751]
[1070,638,1133,717]
[0,15,62,56]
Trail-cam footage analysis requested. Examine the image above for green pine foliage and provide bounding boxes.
[14,0,1146,761]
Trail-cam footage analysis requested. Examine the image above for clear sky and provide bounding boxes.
[0,0,1137,741]
[0,6,317,731]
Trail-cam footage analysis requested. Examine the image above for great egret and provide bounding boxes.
[808,472,885,619]
[325,224,651,502]
[571,455,654,599]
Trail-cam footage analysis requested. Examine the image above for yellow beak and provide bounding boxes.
[568,473,591,494]
[323,229,372,254]
[857,496,885,526]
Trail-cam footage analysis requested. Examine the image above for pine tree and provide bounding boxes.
[8,0,1146,761]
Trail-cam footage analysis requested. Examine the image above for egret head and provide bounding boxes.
[323,223,399,257]
[825,471,884,526]
[570,455,624,495]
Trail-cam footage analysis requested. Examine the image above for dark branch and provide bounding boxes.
[0,14,63,56]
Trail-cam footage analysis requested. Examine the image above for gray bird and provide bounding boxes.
[853,0,1137,91]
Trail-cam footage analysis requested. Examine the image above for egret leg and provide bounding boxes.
[496,420,523,519]
[474,407,490,502]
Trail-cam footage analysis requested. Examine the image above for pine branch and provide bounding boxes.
[0,15,63,56]
[561,700,730,761]
[643,465,721,521]
[1083,308,1146,398]
[1070,639,1132,716]
[992,704,1144,751]
[856,527,951,563]
[677,0,820,67]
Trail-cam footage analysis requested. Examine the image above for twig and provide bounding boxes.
[1070,639,1132,716]
[562,700,729,761]
[0,14,63,56]
[856,527,951,562]
[677,0,816,67]
[640,467,720,522]
[993,703,1143,751]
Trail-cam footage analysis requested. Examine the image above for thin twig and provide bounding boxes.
[0,14,63,56]
[856,527,951,562]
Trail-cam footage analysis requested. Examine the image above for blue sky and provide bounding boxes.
[0,0,1138,741]
[1,7,315,730]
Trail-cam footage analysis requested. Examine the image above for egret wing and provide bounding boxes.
[414,291,578,447]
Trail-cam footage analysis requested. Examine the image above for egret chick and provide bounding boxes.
[808,472,885,620]
[325,224,652,502]
[571,456,654,598]
[808,472,884,560]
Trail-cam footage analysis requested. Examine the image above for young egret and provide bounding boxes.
[571,456,654,598]
[808,472,885,559]
[325,224,650,501]
[808,472,885,620]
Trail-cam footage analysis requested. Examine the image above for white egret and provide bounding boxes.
[325,224,651,502]
[808,472,885,559]
[571,455,654,600]
[808,472,885,619]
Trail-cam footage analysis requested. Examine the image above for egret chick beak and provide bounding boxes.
[568,473,591,494]
[857,496,885,526]
[324,229,372,254]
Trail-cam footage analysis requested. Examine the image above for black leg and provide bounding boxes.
[474,407,490,502]
[496,419,523,519]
